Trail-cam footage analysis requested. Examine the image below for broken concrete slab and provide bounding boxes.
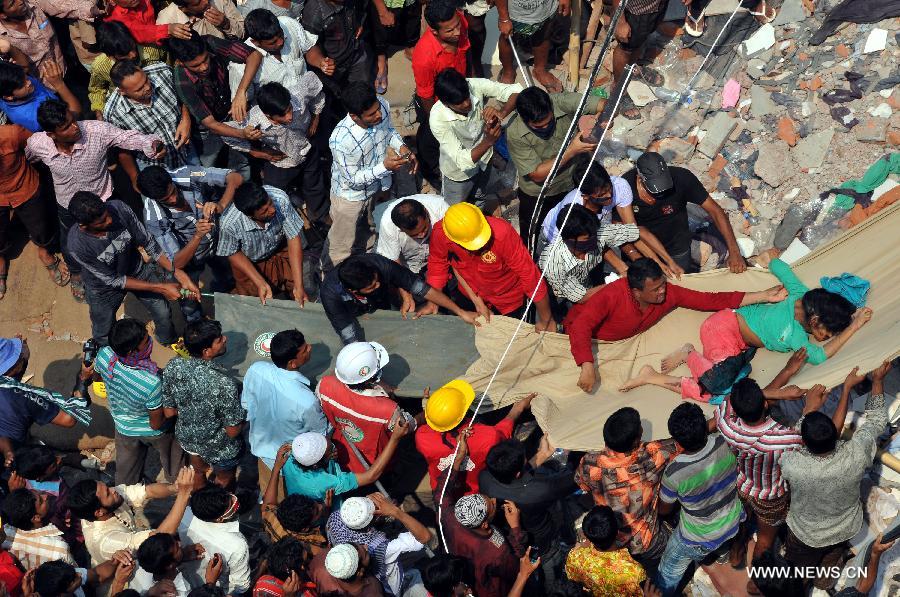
[864,28,888,54]
[741,23,776,58]
[698,112,738,158]
[754,141,795,188]
[657,137,697,163]
[854,118,888,143]
[627,80,657,107]
[750,85,777,118]
[791,128,834,169]
[773,0,806,25]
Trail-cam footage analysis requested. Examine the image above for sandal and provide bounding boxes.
[45,256,70,287]
[638,65,665,87]
[685,12,706,37]
[748,0,777,23]
[0,274,6,300]
[70,277,87,304]
[375,72,388,95]
[620,95,642,120]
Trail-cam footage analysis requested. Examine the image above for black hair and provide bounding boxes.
[338,256,378,292]
[626,258,664,290]
[13,445,56,480]
[424,0,457,29]
[233,181,271,217]
[2,489,38,529]
[190,485,232,521]
[390,199,428,231]
[802,288,855,334]
[801,411,838,455]
[421,554,474,597]
[109,317,148,358]
[485,439,526,484]
[136,533,179,575]
[730,377,766,423]
[137,166,175,201]
[0,60,26,97]
[36,98,71,133]
[582,505,618,551]
[88,20,138,57]
[245,8,282,40]
[167,30,208,64]
[183,319,223,357]
[343,81,378,117]
[34,561,79,597]
[557,204,598,242]
[546,578,590,597]
[434,68,469,106]
[68,479,103,520]
[270,329,307,369]
[267,537,308,581]
[275,494,320,532]
[68,191,106,226]
[750,551,805,597]
[188,586,226,597]
[109,59,142,88]
[602,407,641,453]
[577,158,612,194]
[515,87,553,124]
[114,591,143,597]
[668,402,708,452]
[257,81,292,118]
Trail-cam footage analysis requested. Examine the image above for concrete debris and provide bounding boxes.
[867,103,893,118]
[791,128,835,169]
[773,0,806,25]
[627,80,657,107]
[854,118,889,143]
[754,141,795,187]
[741,23,776,58]
[698,112,737,158]
[657,137,697,163]
[750,85,777,118]
[863,28,888,54]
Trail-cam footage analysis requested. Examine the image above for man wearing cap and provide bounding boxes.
[283,419,410,502]
[623,152,746,274]
[416,379,535,494]
[309,543,384,595]
[321,253,478,345]
[0,336,91,469]
[427,202,556,332]
[434,427,528,597]
[318,341,418,473]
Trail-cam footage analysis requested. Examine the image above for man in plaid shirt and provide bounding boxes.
[575,406,679,575]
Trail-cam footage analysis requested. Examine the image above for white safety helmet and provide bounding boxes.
[334,341,389,385]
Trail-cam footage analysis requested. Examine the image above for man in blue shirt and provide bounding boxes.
[241,328,330,498]
[283,420,409,502]
[0,61,80,132]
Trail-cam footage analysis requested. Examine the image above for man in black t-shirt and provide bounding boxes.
[621,152,747,274]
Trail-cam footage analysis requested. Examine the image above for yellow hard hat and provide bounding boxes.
[425,380,476,432]
[442,203,492,251]
[91,381,107,399]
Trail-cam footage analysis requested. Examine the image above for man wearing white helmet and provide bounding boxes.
[308,542,384,595]
[318,341,419,475]
[281,419,410,502]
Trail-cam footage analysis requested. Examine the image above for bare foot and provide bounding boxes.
[532,67,563,93]
[619,364,657,392]
[661,343,694,374]
[498,67,517,84]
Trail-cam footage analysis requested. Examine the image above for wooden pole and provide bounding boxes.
[581,0,604,69]
[568,0,582,89]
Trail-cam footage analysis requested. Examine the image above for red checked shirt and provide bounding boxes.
[427,216,548,316]
[411,10,470,101]
[415,417,513,494]
[564,278,744,365]
[106,0,168,46]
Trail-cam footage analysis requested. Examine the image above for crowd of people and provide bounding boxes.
[0,0,896,593]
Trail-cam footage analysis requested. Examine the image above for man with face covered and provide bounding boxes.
[506,86,605,240]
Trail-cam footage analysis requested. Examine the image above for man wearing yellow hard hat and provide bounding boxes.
[415,378,535,494]
[425,203,556,332]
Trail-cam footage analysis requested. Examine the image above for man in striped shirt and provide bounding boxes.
[656,402,744,596]
[95,318,184,486]
[714,349,818,566]
[2,488,74,569]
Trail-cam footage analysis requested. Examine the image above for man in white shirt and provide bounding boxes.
[429,69,521,205]
[241,328,331,497]
[157,0,246,40]
[178,485,251,594]
[67,466,195,565]
[375,194,449,274]
[243,9,318,94]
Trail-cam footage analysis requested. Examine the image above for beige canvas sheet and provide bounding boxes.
[462,203,900,451]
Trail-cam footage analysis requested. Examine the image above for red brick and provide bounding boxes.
[777,117,798,147]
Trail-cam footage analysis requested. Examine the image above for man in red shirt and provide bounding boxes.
[411,0,469,189]
[426,202,555,330]
[416,379,534,494]
[106,0,191,45]
[565,258,784,392]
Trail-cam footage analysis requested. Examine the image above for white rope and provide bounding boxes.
[435,64,637,553]
[508,36,534,88]
[680,1,744,102]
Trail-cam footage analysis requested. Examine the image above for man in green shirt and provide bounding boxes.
[506,87,604,244]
